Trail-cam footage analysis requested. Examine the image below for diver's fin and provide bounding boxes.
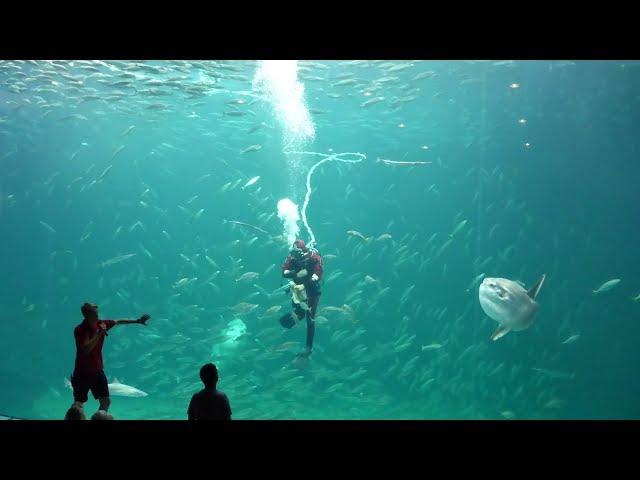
[527,274,546,299]
[491,325,511,341]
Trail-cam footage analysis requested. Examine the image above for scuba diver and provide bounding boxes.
[279,239,323,359]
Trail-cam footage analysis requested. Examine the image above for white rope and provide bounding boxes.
[284,150,366,248]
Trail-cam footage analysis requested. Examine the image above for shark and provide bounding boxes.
[64,377,148,397]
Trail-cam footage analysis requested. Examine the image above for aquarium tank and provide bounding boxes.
[0,60,638,420]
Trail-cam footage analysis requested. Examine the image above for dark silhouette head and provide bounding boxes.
[200,363,219,388]
[64,405,86,420]
[81,302,98,321]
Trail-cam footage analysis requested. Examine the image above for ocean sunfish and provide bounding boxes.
[479,274,545,341]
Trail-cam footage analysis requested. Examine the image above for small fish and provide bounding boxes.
[332,78,358,87]
[111,145,125,160]
[205,256,219,268]
[632,293,640,301]
[592,279,621,294]
[544,398,566,409]
[223,110,249,117]
[247,123,265,134]
[347,230,372,242]
[376,234,393,241]
[129,220,145,232]
[139,243,153,260]
[240,144,262,154]
[386,63,414,73]
[39,221,56,234]
[421,343,443,351]
[195,174,211,184]
[242,176,260,189]
[562,334,580,345]
[531,367,575,380]
[376,157,431,167]
[100,253,136,268]
[273,341,300,352]
[230,302,259,316]
[236,272,260,283]
[450,219,468,238]
[97,165,113,182]
[223,219,271,236]
[361,97,385,108]
[364,275,378,285]
[120,125,135,137]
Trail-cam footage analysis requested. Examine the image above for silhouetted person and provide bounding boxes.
[64,404,86,420]
[69,302,150,416]
[188,363,232,420]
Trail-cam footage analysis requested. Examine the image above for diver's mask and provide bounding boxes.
[290,246,308,261]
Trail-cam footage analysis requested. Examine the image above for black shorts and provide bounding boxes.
[71,370,109,402]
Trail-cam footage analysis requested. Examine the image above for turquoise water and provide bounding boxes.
[1,60,639,420]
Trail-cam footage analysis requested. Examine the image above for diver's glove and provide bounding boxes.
[283,269,293,278]
[311,274,319,282]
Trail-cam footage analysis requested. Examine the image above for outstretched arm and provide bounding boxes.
[113,314,151,327]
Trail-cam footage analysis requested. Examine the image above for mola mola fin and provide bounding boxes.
[527,274,546,300]
[491,325,511,341]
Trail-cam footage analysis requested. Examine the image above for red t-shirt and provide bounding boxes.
[73,319,116,375]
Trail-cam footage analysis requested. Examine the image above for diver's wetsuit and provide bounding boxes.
[281,250,323,350]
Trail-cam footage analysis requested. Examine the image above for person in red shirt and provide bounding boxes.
[69,302,150,414]
[279,239,323,359]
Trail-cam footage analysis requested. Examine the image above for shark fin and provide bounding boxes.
[527,274,546,299]
[491,325,511,341]
[64,377,72,389]
[113,378,120,384]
